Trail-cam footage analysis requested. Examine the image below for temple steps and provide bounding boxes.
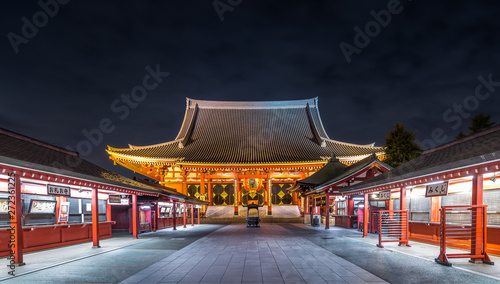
[204,205,301,220]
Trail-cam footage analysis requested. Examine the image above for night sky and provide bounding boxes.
[1,0,499,178]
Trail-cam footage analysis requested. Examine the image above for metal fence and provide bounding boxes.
[377,210,410,248]
[435,205,494,266]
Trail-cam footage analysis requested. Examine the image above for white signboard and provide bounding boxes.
[47,184,71,196]
[379,191,391,200]
[425,181,449,197]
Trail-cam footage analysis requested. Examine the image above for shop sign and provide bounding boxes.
[47,184,71,196]
[379,191,391,200]
[425,181,448,197]
[109,195,129,205]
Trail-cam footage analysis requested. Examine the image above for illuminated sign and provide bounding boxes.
[425,182,448,197]
[379,191,391,200]
[47,184,71,196]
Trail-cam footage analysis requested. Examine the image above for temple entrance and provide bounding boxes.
[212,184,235,205]
[272,183,293,205]
[241,187,265,206]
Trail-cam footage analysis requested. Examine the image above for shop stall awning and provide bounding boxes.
[0,128,206,204]
[339,125,500,195]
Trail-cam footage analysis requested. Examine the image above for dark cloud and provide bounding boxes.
[1,0,499,177]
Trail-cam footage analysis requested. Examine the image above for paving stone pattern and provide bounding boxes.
[121,224,387,284]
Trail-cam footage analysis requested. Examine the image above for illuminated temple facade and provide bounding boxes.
[107,98,384,215]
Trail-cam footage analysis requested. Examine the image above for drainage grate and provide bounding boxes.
[171,238,185,240]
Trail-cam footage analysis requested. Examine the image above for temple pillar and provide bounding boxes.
[363,193,369,237]
[347,196,354,228]
[208,180,213,206]
[132,194,138,238]
[200,172,206,214]
[10,174,24,265]
[325,192,330,230]
[267,177,272,215]
[234,175,239,215]
[172,201,177,230]
[183,203,187,228]
[471,174,484,261]
[92,187,100,248]
[191,204,194,226]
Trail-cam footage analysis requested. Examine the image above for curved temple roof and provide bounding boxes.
[107,97,384,165]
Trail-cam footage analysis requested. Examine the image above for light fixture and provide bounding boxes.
[491,174,497,183]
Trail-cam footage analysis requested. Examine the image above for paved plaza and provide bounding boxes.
[1,224,499,283]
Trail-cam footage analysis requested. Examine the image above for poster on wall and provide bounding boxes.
[0,199,9,213]
[58,202,70,222]
[425,181,449,197]
[29,200,57,214]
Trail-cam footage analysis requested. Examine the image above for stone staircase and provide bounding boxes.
[202,205,303,224]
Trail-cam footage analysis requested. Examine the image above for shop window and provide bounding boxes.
[337,201,346,216]
[484,189,500,225]
[409,196,430,222]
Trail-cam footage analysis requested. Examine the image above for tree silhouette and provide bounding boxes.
[383,123,422,168]
[469,113,495,133]
[455,113,496,140]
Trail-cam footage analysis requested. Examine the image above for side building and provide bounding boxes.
[107,98,384,216]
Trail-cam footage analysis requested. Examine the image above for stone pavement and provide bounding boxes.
[121,224,387,284]
[1,223,499,283]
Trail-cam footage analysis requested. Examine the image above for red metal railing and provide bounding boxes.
[435,205,494,266]
[377,210,410,248]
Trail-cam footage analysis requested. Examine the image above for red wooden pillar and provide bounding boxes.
[325,192,330,230]
[197,206,200,224]
[347,196,354,228]
[10,174,24,265]
[363,193,369,237]
[267,178,272,215]
[471,174,483,261]
[183,203,187,228]
[305,196,310,214]
[191,204,194,226]
[106,199,112,222]
[208,181,213,206]
[200,172,206,214]
[172,201,177,230]
[153,203,159,231]
[399,187,410,245]
[132,194,138,238]
[234,177,239,215]
[92,187,100,248]
[292,192,298,205]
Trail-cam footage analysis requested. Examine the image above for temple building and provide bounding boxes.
[107,98,384,216]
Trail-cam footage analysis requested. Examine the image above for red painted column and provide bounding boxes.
[208,181,213,206]
[325,192,330,230]
[363,193,369,237]
[10,174,24,265]
[132,194,138,238]
[347,196,354,228]
[400,187,406,211]
[106,199,112,222]
[197,206,200,224]
[92,187,100,248]
[471,174,483,261]
[312,197,317,214]
[305,196,310,214]
[292,192,298,205]
[172,201,177,230]
[191,204,194,226]
[183,203,187,228]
